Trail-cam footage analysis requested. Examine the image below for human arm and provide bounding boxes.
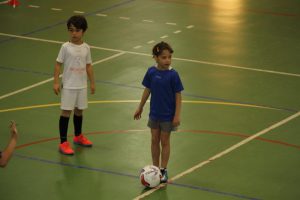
[86,64,95,94]
[134,88,151,120]
[53,62,62,95]
[0,121,18,168]
[173,92,182,127]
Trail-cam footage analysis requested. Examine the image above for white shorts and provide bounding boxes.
[61,88,88,110]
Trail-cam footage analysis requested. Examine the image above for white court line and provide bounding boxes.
[174,57,300,77]
[92,52,125,65]
[0,52,125,100]
[51,8,62,11]
[143,19,153,23]
[1,33,300,78]
[0,1,9,5]
[186,25,195,29]
[96,13,108,17]
[133,45,142,49]
[119,17,130,20]
[28,5,40,8]
[160,35,168,39]
[166,22,177,26]
[147,40,155,44]
[0,77,60,101]
[133,111,300,200]
[74,10,85,14]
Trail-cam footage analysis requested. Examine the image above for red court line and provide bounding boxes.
[15,129,300,150]
[181,130,300,150]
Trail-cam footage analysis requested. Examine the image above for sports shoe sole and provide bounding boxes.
[59,149,74,155]
[73,141,92,147]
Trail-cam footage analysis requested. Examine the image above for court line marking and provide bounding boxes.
[96,13,108,17]
[166,22,177,26]
[1,32,299,78]
[133,111,300,199]
[13,128,300,200]
[28,5,40,8]
[119,16,130,20]
[186,25,194,29]
[13,150,259,200]
[133,45,142,49]
[0,64,296,112]
[0,52,125,100]
[0,100,285,113]
[142,19,153,23]
[147,40,155,44]
[74,10,85,14]
[15,129,300,152]
[51,8,62,11]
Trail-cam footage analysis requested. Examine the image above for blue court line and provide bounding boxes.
[0,0,135,44]
[0,65,297,113]
[14,153,138,179]
[14,153,261,200]
[171,182,261,200]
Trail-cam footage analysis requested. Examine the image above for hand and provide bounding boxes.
[90,83,95,94]
[134,108,143,120]
[53,83,60,95]
[9,121,18,138]
[172,116,180,127]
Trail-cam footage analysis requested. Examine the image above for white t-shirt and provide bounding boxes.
[56,42,92,89]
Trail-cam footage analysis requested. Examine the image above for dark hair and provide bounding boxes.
[152,41,174,56]
[67,15,88,32]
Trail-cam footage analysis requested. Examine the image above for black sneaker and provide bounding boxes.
[160,168,168,183]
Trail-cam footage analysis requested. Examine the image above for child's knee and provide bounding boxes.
[61,110,72,117]
[74,108,83,116]
[151,136,160,145]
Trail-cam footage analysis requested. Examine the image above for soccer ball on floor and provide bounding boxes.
[140,165,162,188]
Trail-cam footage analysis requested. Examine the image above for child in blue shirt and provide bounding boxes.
[134,42,184,183]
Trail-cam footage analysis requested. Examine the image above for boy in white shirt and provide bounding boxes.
[53,15,95,155]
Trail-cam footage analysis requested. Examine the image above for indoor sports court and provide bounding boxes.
[0,0,300,199]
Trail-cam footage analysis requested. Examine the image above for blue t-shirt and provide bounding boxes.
[142,66,184,121]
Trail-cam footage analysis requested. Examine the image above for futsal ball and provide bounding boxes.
[140,165,162,188]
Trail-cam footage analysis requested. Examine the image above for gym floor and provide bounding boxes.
[0,0,300,199]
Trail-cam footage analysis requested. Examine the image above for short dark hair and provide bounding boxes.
[152,41,174,56]
[67,15,88,32]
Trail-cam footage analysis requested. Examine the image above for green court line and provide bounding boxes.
[0,100,283,113]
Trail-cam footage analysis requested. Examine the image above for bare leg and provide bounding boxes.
[160,131,171,168]
[74,107,83,116]
[151,128,161,167]
[61,110,72,117]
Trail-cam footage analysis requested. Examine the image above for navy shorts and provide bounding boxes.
[147,118,178,132]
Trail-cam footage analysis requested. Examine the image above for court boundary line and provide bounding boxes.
[0,52,125,100]
[13,150,259,200]
[12,128,300,200]
[0,64,298,112]
[1,32,300,78]
[133,111,300,199]
[0,64,297,112]
[0,100,286,113]
[0,0,136,44]
[15,129,300,151]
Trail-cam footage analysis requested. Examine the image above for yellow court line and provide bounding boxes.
[0,100,281,113]
[182,100,281,110]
